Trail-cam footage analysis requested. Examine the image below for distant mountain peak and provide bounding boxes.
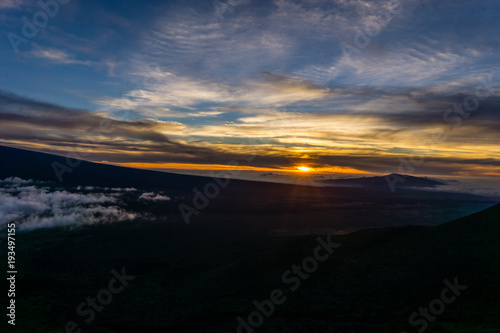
[320,173,445,189]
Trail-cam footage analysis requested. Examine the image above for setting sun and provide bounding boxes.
[297,166,311,172]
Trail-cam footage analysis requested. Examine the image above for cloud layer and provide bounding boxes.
[0,178,173,231]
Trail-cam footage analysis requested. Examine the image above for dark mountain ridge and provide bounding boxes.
[320,173,445,188]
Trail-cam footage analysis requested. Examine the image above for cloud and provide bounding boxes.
[0,176,33,184]
[1,0,500,187]
[138,192,171,202]
[110,187,137,192]
[0,177,139,231]
[1,88,500,178]
[30,46,92,66]
[0,0,24,9]
[99,71,332,115]
[335,44,469,87]
[75,186,138,192]
[76,186,95,191]
[0,90,219,160]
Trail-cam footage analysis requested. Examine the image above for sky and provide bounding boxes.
[0,0,499,186]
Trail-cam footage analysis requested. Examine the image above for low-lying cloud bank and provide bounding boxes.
[0,178,169,231]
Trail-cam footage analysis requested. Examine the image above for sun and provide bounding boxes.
[297,166,311,172]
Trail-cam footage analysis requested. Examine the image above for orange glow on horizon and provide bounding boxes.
[98,161,371,175]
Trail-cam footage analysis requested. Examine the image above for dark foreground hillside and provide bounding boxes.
[1,204,499,332]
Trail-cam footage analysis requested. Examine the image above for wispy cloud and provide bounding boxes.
[30,46,92,66]
[0,0,24,9]
[99,71,332,115]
